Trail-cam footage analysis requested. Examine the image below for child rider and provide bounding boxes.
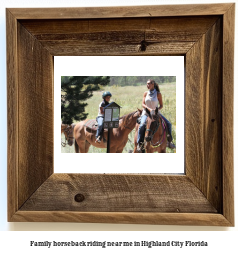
[95,91,112,143]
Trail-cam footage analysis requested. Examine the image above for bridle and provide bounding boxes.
[146,114,166,148]
[146,115,160,137]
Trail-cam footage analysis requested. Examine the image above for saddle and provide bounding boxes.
[84,119,107,143]
[84,119,98,132]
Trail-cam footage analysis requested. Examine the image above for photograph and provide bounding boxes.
[61,76,176,154]
[54,56,184,174]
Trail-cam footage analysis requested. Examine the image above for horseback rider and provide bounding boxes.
[137,79,175,152]
[95,91,112,143]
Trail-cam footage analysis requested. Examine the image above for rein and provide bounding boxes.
[146,119,160,137]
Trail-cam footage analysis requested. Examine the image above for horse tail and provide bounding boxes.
[74,138,79,153]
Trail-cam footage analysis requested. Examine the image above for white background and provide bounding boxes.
[55,56,184,173]
[0,0,237,253]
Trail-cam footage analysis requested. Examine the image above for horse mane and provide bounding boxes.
[147,107,160,121]
[64,123,76,134]
[119,111,138,123]
[71,123,76,129]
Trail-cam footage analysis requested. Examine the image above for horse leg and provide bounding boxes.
[145,147,151,153]
[159,148,166,153]
[161,142,167,153]
[79,142,87,153]
[85,140,91,153]
[74,139,79,153]
[75,140,87,153]
[133,139,139,153]
[156,139,167,153]
[133,125,139,153]
[108,147,117,153]
[74,121,88,153]
[116,147,124,153]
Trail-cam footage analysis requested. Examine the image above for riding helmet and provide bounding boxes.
[102,91,112,99]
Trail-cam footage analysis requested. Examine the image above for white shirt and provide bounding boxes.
[97,101,109,117]
[142,89,160,116]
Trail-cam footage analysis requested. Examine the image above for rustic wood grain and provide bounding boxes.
[149,16,219,35]
[20,174,217,213]
[32,31,201,44]
[11,211,232,226]
[38,41,193,56]
[186,18,223,212]
[19,17,218,56]
[20,16,218,34]
[17,23,54,208]
[222,3,235,226]
[8,4,233,19]
[6,4,234,225]
[6,9,18,221]
[20,18,149,34]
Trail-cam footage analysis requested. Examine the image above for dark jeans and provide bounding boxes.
[96,116,104,138]
[137,115,147,144]
[137,114,173,143]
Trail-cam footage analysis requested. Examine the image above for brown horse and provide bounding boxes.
[61,123,68,134]
[61,123,75,146]
[74,109,142,153]
[134,107,167,153]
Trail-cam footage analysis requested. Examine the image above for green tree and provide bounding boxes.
[61,76,110,124]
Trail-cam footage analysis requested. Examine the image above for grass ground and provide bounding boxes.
[61,82,176,153]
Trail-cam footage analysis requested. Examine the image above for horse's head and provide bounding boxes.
[145,107,160,142]
[61,123,68,134]
[64,124,75,146]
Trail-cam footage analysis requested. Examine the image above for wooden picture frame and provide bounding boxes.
[7,3,234,226]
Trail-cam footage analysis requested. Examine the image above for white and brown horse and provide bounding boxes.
[74,110,142,153]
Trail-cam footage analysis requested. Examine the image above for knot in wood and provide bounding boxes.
[139,40,147,52]
[74,193,85,202]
